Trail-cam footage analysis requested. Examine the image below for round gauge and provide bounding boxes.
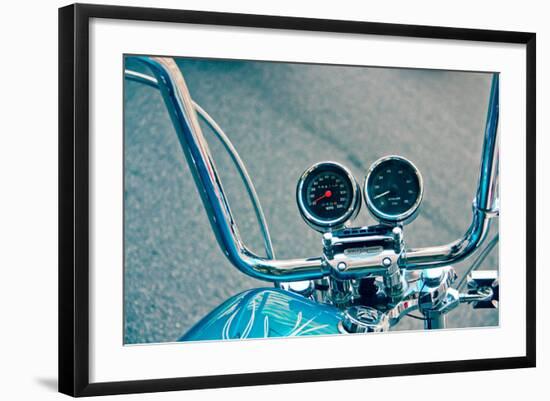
[296,162,361,232]
[364,156,423,224]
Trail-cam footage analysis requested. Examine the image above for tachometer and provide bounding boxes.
[364,155,423,225]
[297,162,361,232]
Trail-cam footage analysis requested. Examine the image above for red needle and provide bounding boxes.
[313,190,332,204]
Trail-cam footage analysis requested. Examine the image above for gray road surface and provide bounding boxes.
[123,57,499,344]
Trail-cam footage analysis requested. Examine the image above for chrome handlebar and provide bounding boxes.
[129,56,499,282]
[402,75,499,269]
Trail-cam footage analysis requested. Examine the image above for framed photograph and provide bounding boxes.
[59,3,536,397]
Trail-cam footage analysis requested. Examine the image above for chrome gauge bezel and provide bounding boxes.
[364,155,424,225]
[296,161,361,232]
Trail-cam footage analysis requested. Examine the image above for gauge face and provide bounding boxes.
[364,156,423,224]
[297,162,360,232]
[305,170,352,219]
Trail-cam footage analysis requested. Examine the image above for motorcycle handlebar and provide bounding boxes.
[130,57,499,282]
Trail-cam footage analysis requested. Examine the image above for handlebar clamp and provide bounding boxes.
[322,225,402,280]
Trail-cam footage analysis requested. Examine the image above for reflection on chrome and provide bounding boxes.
[126,56,500,334]
[129,57,499,281]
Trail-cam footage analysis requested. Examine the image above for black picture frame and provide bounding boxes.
[59,3,536,397]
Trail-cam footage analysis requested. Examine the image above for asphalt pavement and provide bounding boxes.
[123,57,499,344]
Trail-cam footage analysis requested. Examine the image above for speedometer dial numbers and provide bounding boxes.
[364,156,423,225]
[297,162,361,232]
[306,171,351,219]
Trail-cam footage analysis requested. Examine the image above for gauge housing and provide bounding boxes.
[364,155,423,225]
[296,161,361,232]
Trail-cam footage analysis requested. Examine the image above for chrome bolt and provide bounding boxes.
[323,232,333,248]
[392,226,403,253]
[336,262,347,271]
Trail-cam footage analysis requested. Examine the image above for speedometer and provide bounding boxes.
[364,155,423,225]
[296,162,361,232]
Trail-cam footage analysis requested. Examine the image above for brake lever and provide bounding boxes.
[463,270,499,309]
